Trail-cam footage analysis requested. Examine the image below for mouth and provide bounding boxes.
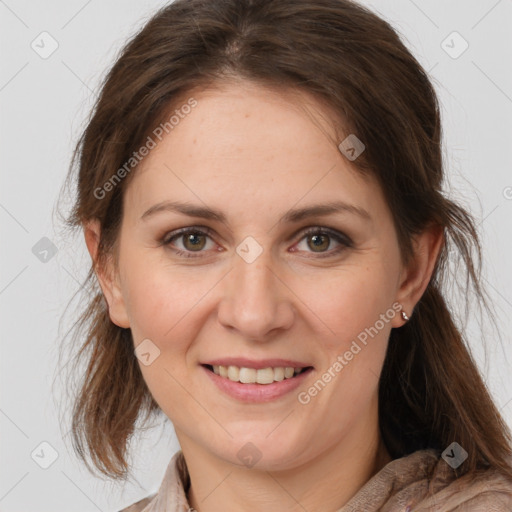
[202,364,314,385]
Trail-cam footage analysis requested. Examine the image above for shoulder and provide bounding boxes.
[442,469,512,511]
[369,449,512,511]
[118,493,157,512]
[415,455,512,511]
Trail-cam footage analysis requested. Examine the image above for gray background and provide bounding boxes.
[1,0,511,510]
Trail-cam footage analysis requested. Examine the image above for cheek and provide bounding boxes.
[296,256,398,416]
[292,258,396,353]
[120,248,210,342]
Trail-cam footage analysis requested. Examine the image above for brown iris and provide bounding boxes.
[183,232,207,251]
[307,233,330,252]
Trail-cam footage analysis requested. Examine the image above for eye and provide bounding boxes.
[292,227,352,258]
[161,226,352,258]
[161,227,216,258]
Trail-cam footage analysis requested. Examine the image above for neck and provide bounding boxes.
[179,407,392,512]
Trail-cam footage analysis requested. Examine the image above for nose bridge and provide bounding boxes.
[217,236,294,338]
[235,242,274,297]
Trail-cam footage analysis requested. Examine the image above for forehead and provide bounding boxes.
[123,81,386,226]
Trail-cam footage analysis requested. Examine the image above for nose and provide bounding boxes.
[217,244,295,341]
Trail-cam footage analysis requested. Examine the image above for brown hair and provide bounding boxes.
[57,0,512,482]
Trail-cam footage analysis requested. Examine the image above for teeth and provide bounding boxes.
[211,365,305,385]
[256,367,274,384]
[273,367,284,382]
[227,365,239,381]
[284,367,294,378]
[239,367,256,384]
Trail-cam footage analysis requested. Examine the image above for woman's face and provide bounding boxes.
[100,81,410,470]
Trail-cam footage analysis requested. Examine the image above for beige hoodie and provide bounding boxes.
[119,449,512,511]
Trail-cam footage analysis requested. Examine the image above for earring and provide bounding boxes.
[401,310,409,322]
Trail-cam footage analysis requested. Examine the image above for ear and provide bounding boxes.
[83,219,130,328]
[391,223,444,328]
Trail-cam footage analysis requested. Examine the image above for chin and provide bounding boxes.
[216,429,308,471]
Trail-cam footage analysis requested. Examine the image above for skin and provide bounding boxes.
[85,80,443,511]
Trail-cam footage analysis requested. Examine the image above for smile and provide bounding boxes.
[207,364,309,385]
[201,358,314,402]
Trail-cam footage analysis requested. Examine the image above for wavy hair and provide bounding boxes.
[56,0,512,481]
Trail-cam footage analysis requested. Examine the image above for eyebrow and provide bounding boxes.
[141,201,372,225]
[140,200,372,224]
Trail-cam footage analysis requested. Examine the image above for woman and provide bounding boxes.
[61,0,512,510]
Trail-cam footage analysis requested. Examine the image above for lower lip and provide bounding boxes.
[201,365,313,403]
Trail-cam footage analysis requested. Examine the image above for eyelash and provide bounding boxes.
[160,225,352,259]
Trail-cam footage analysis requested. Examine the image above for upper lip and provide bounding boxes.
[202,357,312,369]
